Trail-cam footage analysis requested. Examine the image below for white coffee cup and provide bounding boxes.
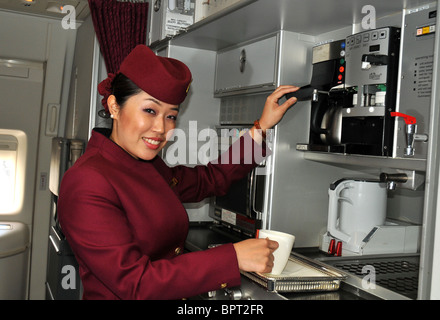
[257,229,295,275]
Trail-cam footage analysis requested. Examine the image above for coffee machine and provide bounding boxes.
[342,27,401,156]
[291,39,350,152]
[295,27,401,156]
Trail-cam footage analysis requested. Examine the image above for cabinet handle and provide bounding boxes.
[239,49,246,73]
[45,103,60,137]
[154,0,161,12]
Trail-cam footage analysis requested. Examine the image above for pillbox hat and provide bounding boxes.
[98,45,192,111]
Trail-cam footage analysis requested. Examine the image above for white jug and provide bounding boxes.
[327,179,387,252]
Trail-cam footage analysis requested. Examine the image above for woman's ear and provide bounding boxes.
[107,95,120,119]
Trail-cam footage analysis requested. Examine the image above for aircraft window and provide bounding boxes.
[0,131,26,214]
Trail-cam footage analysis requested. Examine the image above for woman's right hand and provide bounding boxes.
[258,85,299,131]
[233,238,279,273]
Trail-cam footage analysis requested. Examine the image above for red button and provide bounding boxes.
[339,66,345,73]
[338,74,343,80]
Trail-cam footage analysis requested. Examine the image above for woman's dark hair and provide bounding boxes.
[112,73,142,107]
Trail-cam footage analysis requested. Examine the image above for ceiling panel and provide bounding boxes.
[0,0,90,21]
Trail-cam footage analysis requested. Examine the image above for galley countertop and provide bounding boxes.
[185,222,378,300]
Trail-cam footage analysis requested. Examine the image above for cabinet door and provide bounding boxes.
[148,0,165,45]
[214,35,278,96]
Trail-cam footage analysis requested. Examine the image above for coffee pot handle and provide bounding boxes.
[327,181,352,242]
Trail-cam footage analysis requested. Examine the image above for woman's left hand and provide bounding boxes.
[258,85,299,131]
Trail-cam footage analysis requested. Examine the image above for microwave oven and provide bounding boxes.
[210,125,270,237]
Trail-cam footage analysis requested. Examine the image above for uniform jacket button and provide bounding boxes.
[220,283,227,289]
[175,247,182,255]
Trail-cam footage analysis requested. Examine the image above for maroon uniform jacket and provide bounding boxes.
[58,128,268,300]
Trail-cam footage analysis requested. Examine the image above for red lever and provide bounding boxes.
[328,239,336,255]
[390,112,417,125]
[335,241,343,256]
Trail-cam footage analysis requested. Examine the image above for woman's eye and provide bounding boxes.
[143,108,156,115]
[168,115,178,121]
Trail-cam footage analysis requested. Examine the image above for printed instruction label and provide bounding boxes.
[414,54,434,98]
[221,209,237,226]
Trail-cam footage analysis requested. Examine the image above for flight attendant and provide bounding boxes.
[58,45,299,300]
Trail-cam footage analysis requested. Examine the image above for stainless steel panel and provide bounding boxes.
[164,45,220,222]
[394,6,436,159]
[219,93,267,125]
[419,1,440,300]
[49,138,69,196]
[214,34,279,96]
[345,27,395,89]
[148,0,166,45]
[312,41,346,64]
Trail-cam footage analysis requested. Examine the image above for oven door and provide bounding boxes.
[213,167,266,236]
[211,126,266,236]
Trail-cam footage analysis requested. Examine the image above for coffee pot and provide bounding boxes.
[327,178,387,253]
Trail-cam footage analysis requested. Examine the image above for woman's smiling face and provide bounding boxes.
[108,91,179,160]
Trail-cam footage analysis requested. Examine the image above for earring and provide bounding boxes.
[110,114,114,119]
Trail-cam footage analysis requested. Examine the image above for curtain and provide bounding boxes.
[88,0,149,74]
